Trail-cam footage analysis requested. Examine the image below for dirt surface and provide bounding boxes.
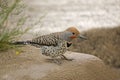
[0,46,120,80]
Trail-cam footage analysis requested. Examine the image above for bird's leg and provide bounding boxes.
[61,55,73,61]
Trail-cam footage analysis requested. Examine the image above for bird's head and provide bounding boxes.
[65,27,87,41]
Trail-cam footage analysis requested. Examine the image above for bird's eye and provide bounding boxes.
[72,32,75,35]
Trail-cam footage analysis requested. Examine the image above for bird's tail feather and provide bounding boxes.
[12,41,39,45]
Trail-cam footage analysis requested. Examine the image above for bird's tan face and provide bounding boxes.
[66,27,80,39]
[66,27,87,40]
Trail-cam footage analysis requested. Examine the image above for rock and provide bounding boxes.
[0,46,120,80]
[41,52,120,80]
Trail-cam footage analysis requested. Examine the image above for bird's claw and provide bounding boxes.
[65,58,74,61]
[61,55,73,61]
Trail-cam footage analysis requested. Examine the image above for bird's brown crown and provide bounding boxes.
[66,27,80,36]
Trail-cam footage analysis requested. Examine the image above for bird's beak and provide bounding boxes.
[78,34,87,40]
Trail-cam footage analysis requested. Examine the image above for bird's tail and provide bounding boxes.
[12,41,39,45]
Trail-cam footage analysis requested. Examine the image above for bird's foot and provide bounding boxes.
[61,55,73,61]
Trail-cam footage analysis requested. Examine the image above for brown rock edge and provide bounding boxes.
[0,46,120,80]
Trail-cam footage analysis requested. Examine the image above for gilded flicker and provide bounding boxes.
[13,27,87,64]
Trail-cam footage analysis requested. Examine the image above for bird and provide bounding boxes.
[13,27,87,64]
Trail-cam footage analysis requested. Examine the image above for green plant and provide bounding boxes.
[0,0,31,51]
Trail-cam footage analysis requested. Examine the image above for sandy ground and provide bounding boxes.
[0,45,120,80]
